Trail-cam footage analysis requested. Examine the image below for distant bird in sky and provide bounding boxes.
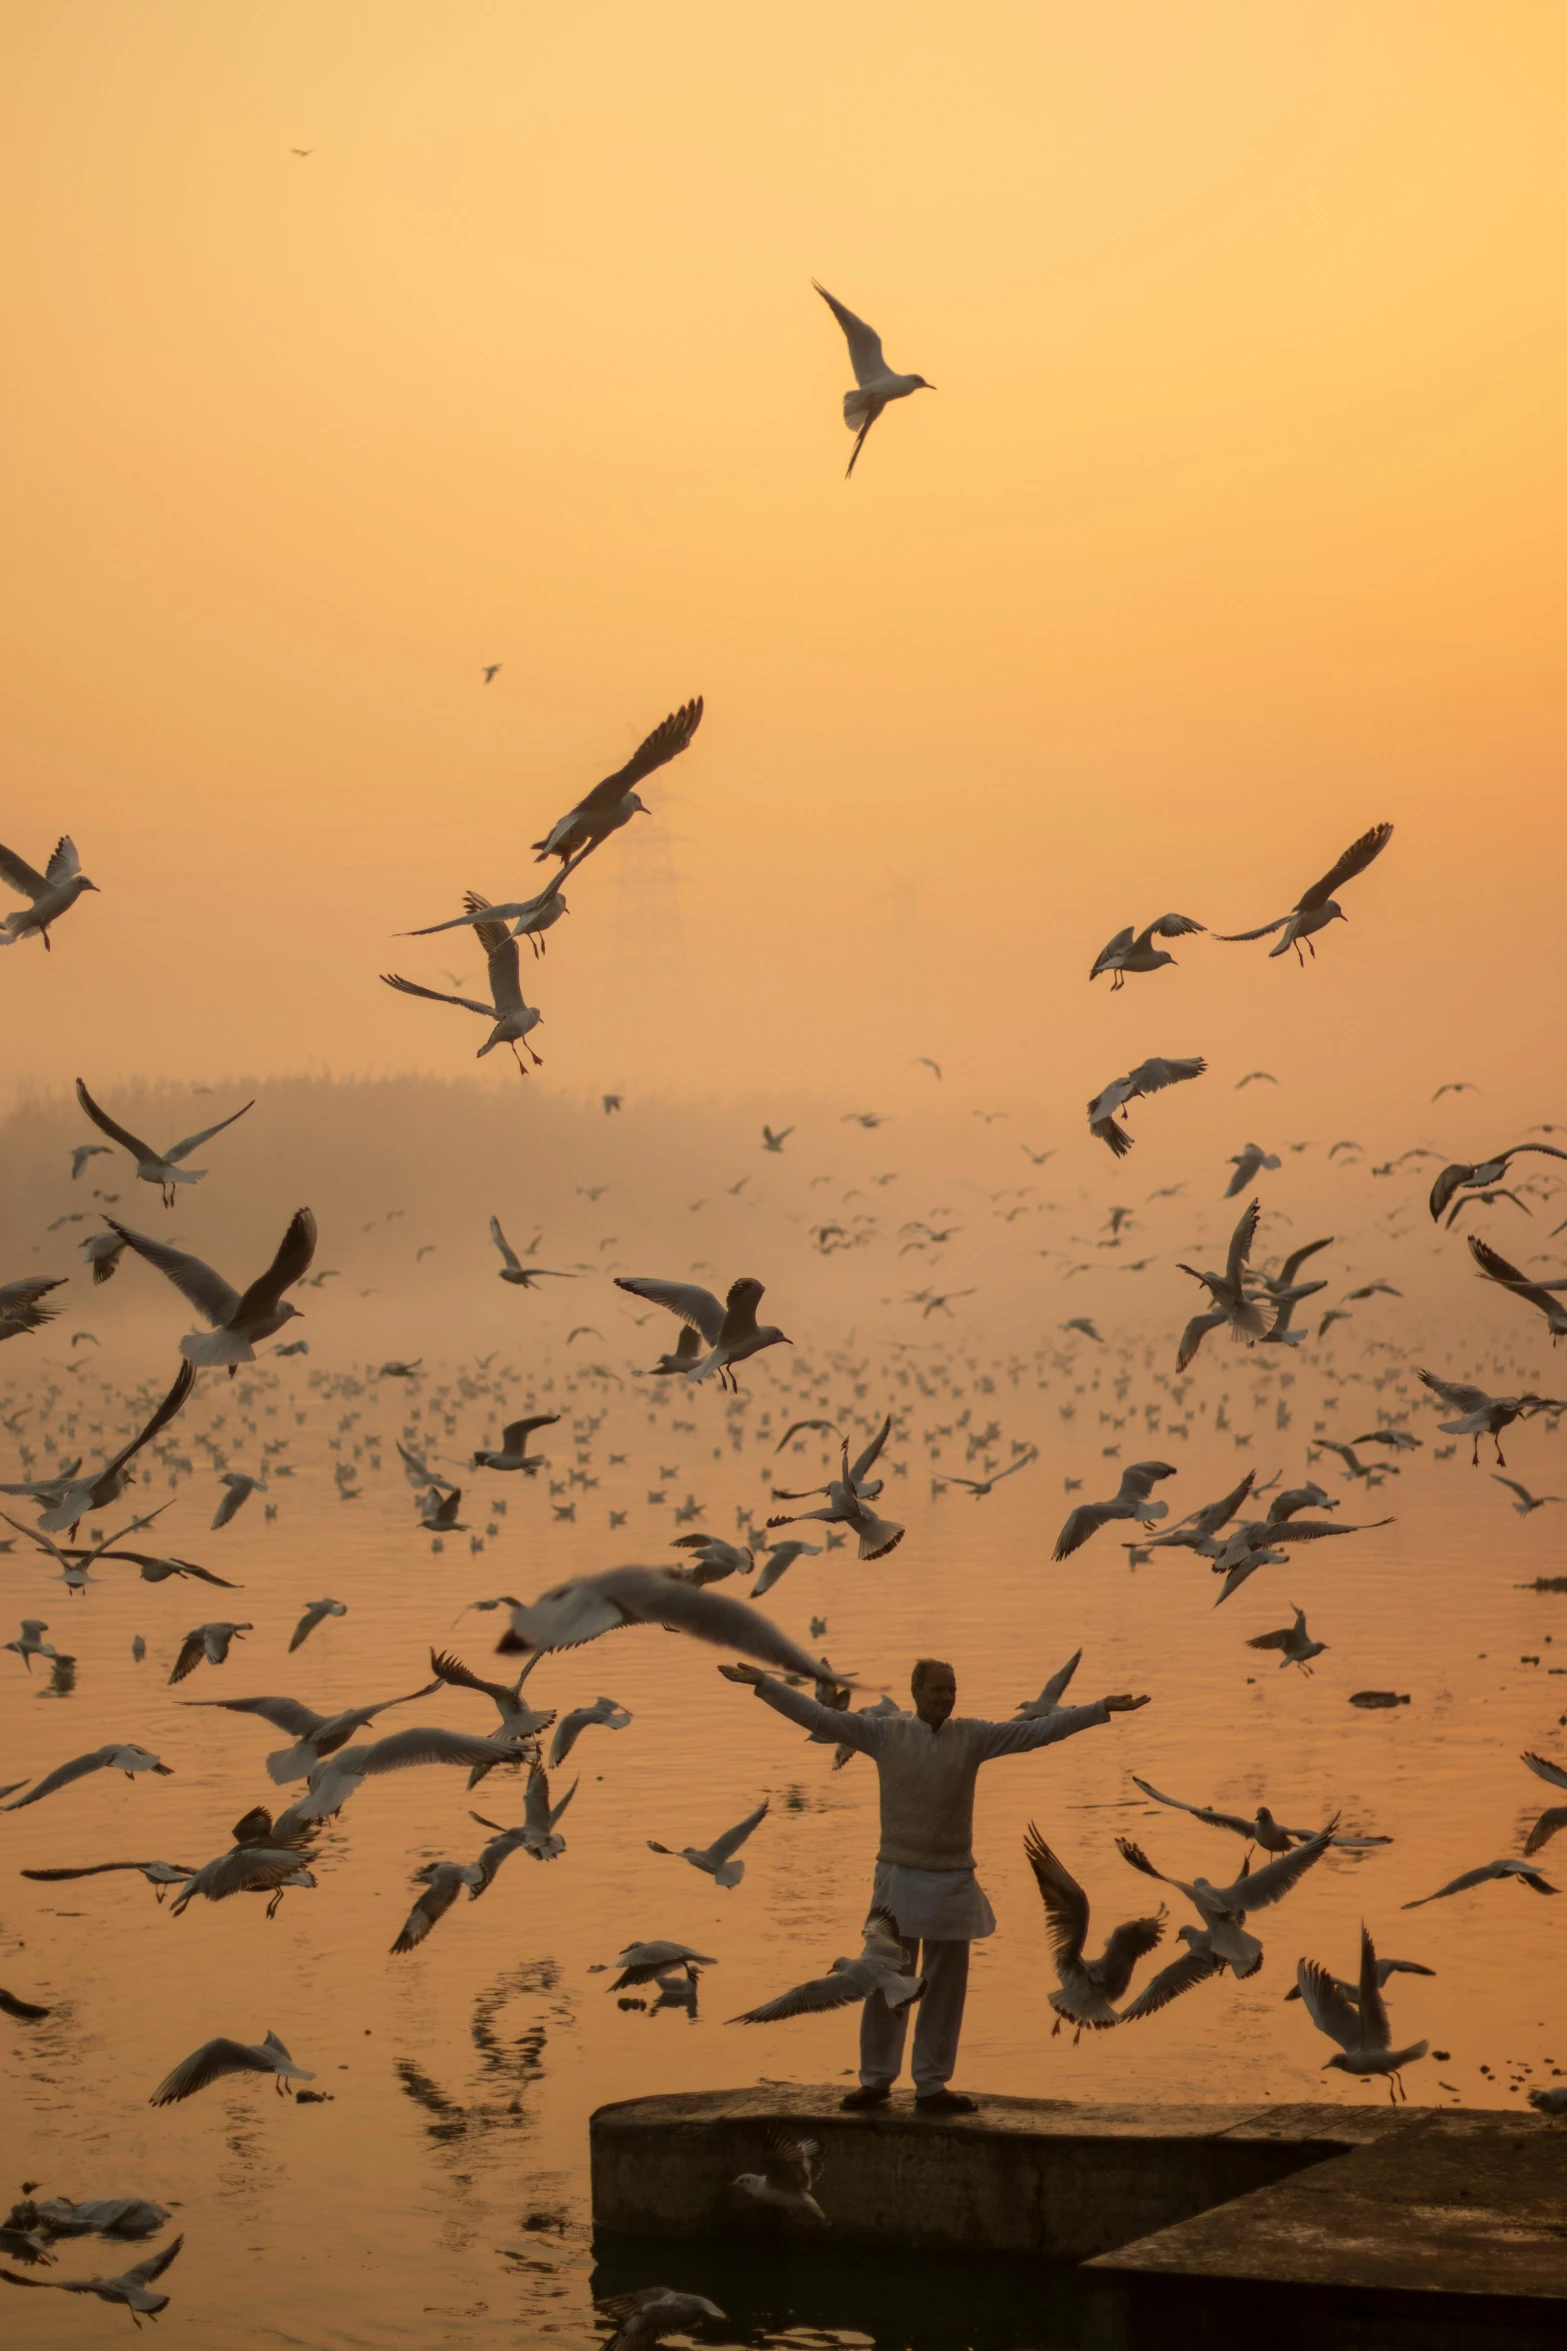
[1089,914,1205,989]
[75,1079,253,1206]
[531,700,703,865]
[813,282,935,478]
[1429,1141,1567,1223]
[761,1124,793,1151]
[0,835,98,949]
[489,1215,576,1286]
[1467,1233,1567,1344]
[1432,1081,1478,1100]
[1216,821,1394,962]
[1235,1071,1278,1088]
[913,1056,943,1080]
[482,663,501,683]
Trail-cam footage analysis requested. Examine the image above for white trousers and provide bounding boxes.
[859,1933,970,2096]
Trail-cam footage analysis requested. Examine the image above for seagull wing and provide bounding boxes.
[104,1220,239,1326]
[708,1799,769,1864]
[149,2039,269,2105]
[603,1567,839,1680]
[228,1209,317,1326]
[1131,1778,1253,1837]
[125,2236,184,2288]
[1356,1923,1392,2051]
[1176,1311,1225,1372]
[612,1277,725,1344]
[176,1694,326,1735]
[1147,912,1206,940]
[1022,1823,1090,1969]
[1052,1504,1104,1560]
[101,1361,195,1480]
[716,1277,764,1346]
[1523,1751,1567,1793]
[1277,1236,1334,1287]
[489,1216,521,1272]
[428,1647,515,1709]
[75,1080,156,1164]
[1296,821,1394,911]
[576,700,705,816]
[1127,1056,1207,1100]
[1118,1945,1223,2020]
[380,972,496,1017]
[1,1747,118,1808]
[1295,1957,1362,2053]
[1215,917,1290,942]
[847,1413,892,1488]
[1099,1910,1167,1995]
[729,1969,866,2022]
[1418,1369,1488,1412]
[1224,1820,1336,1914]
[20,1860,191,1882]
[484,930,528,1016]
[1091,925,1136,976]
[501,1414,558,1451]
[0,841,49,900]
[1225,1198,1261,1289]
[1039,1647,1083,1707]
[162,1100,255,1167]
[813,283,886,384]
[352,1726,523,1778]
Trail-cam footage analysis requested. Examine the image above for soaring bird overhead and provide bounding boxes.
[1216,821,1394,962]
[813,283,935,478]
[530,700,703,865]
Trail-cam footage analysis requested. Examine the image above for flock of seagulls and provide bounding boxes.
[4,277,1566,2337]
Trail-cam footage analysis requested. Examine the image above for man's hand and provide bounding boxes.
[1103,1692,1151,1713]
[718,1662,767,1687]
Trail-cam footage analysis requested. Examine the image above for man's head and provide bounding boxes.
[911,1657,956,1729]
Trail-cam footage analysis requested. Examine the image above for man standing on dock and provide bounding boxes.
[721,1657,1148,2115]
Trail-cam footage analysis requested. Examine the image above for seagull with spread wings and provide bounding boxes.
[1089,914,1205,989]
[0,1276,65,1342]
[1216,821,1394,963]
[649,1798,768,1889]
[149,2031,312,2106]
[531,699,703,864]
[1053,1462,1178,1560]
[614,1272,789,1388]
[105,1210,316,1374]
[0,2233,183,2321]
[1428,1140,1567,1223]
[813,283,934,477]
[1468,1232,1567,1344]
[1175,1198,1268,1362]
[1023,1826,1164,2040]
[0,834,98,949]
[74,1079,253,1206]
[1293,1924,1429,2101]
[1402,1856,1557,1908]
[1521,1752,1567,1856]
[401,850,586,957]
[488,1214,575,1287]
[1417,1369,1562,1467]
[1088,1057,1206,1157]
[382,910,543,1071]
[178,1677,441,1783]
[496,1566,846,1682]
[472,1411,560,1472]
[1115,1819,1337,1984]
[4,1365,192,1533]
[728,1909,924,2022]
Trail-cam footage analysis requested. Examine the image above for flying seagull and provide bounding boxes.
[1087,1058,1206,1158]
[74,1079,253,1206]
[0,835,98,949]
[382,908,543,1071]
[106,1209,316,1373]
[813,282,935,478]
[1216,822,1394,962]
[1089,914,1205,990]
[531,700,703,864]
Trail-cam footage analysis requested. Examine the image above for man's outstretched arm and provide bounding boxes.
[975,1693,1150,1760]
[718,1662,886,1755]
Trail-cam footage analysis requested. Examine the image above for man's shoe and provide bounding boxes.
[915,2090,976,2116]
[839,2084,893,2111]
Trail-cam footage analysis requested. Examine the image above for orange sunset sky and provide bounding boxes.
[2,3,1565,1129]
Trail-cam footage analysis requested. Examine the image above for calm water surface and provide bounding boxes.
[3,1354,1564,2349]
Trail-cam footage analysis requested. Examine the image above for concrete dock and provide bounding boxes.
[590,2087,1567,2347]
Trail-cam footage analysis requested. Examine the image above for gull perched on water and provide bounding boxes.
[1521,1753,1567,1855]
[1023,1826,1164,2041]
[149,2030,313,2106]
[74,1079,253,1206]
[180,1677,441,1782]
[598,2286,728,2351]
[107,1208,316,1373]
[1216,822,1394,962]
[1467,1234,1567,1344]
[1246,1604,1327,1673]
[167,1620,252,1684]
[1294,1925,1429,2102]
[531,700,704,864]
[289,1596,346,1652]
[551,1695,632,1767]
[1087,1057,1206,1158]
[1053,1462,1177,1560]
[813,282,935,477]
[0,835,98,949]
[273,1726,534,1832]
[1,1744,173,1810]
[4,1364,193,1534]
[731,2124,827,2224]
[488,1216,575,1289]
[728,1909,924,2021]
[0,2233,183,2322]
[614,1274,789,1389]
[382,911,543,1072]
[1225,1142,1281,1198]
[1403,1857,1557,1907]
[1089,914,1206,989]
[1115,1819,1338,1980]
[1427,1140,1567,1223]
[1416,1369,1560,1467]
[649,1799,768,1888]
